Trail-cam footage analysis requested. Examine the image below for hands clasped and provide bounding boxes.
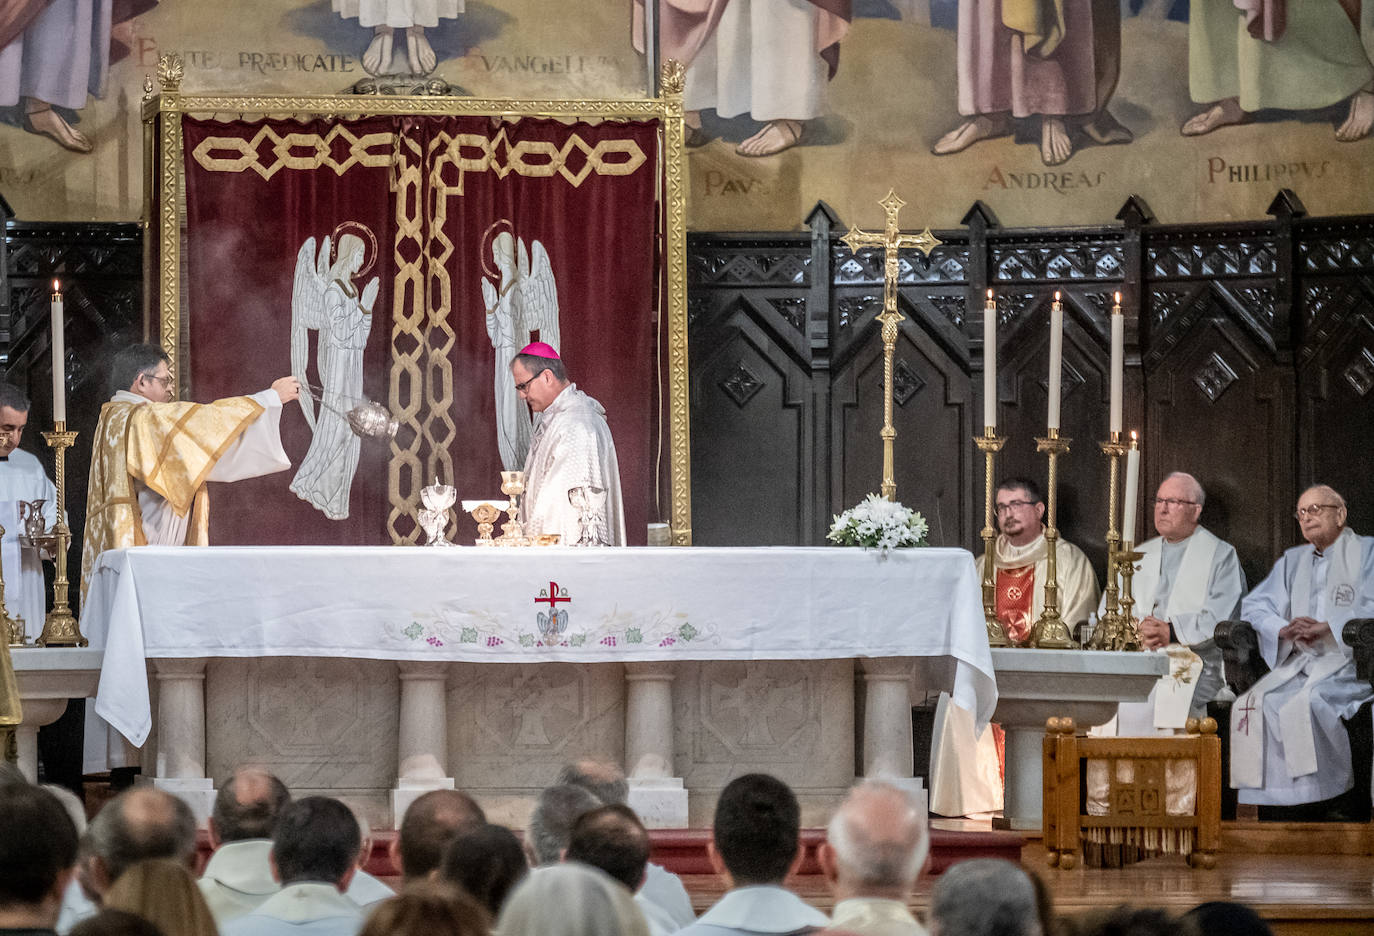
[1279,616,1331,646]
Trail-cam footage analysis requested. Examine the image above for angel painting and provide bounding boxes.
[289,223,380,520]
[480,222,561,471]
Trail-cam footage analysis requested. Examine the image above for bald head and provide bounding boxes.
[86,789,197,892]
[211,768,290,845]
[822,781,929,901]
[396,790,486,881]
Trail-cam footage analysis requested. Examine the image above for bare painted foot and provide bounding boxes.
[363,28,393,75]
[1041,116,1072,165]
[931,114,1012,155]
[736,119,802,157]
[406,26,436,75]
[23,105,92,153]
[1336,89,1374,141]
[1081,110,1133,146]
[1181,98,1247,136]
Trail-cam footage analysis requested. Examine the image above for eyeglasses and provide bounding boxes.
[1153,498,1198,509]
[1295,504,1341,520]
[514,369,547,394]
[995,500,1035,514]
[141,372,173,388]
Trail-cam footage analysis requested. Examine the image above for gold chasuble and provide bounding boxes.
[81,395,265,602]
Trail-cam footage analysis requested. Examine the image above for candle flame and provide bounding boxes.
[1054,290,1061,301]
[52,279,61,293]
[1114,291,1121,304]
[986,288,993,300]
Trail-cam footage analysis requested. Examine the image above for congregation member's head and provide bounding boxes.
[1295,485,1348,552]
[497,863,649,936]
[210,768,291,847]
[1182,901,1273,936]
[709,773,802,889]
[995,478,1045,547]
[85,789,198,897]
[0,382,31,457]
[527,784,603,866]
[69,909,167,936]
[1074,905,1194,936]
[392,789,486,882]
[270,796,360,892]
[564,805,651,893]
[557,759,630,806]
[439,823,528,919]
[0,782,80,929]
[819,780,928,903]
[928,859,1041,936]
[357,882,490,936]
[1153,472,1205,543]
[111,344,174,403]
[103,859,218,936]
[510,344,569,415]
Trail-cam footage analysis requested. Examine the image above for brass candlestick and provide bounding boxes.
[973,427,1008,647]
[1087,433,1128,650]
[1114,545,1144,651]
[1030,428,1076,649]
[38,423,85,647]
[0,521,28,646]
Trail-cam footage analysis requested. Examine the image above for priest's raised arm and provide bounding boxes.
[80,344,301,601]
[1231,485,1374,810]
[511,342,626,547]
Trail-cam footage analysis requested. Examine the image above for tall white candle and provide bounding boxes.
[51,280,66,424]
[1110,292,1123,436]
[1047,291,1064,430]
[1122,433,1141,546]
[983,289,997,429]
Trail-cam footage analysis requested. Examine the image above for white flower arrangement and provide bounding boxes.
[827,493,929,551]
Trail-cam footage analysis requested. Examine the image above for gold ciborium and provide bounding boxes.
[462,500,509,546]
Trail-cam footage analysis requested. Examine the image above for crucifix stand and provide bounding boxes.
[840,191,941,501]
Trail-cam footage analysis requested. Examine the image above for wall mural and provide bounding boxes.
[3,0,1374,229]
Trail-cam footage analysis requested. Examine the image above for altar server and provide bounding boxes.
[511,342,625,546]
[1106,472,1245,733]
[0,383,58,641]
[80,344,299,601]
[1231,485,1374,809]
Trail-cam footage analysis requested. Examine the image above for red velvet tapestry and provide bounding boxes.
[182,114,661,545]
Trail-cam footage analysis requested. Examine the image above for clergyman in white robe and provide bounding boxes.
[1232,525,1374,806]
[1107,525,1245,734]
[0,447,58,641]
[522,384,626,547]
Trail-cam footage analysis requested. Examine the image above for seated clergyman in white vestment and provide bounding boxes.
[511,342,626,547]
[1106,472,1245,735]
[930,477,1100,816]
[1232,485,1374,808]
[0,384,59,641]
[80,344,299,772]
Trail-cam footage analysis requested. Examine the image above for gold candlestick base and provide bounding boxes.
[1088,436,1129,651]
[37,425,86,648]
[1100,546,1145,652]
[1030,430,1077,649]
[973,428,1009,647]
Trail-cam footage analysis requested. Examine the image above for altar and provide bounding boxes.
[81,545,997,828]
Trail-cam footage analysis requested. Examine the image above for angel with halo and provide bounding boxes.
[481,221,561,471]
[289,222,380,520]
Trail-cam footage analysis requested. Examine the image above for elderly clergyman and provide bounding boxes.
[1106,472,1246,734]
[511,342,625,546]
[1232,485,1374,810]
[819,781,930,936]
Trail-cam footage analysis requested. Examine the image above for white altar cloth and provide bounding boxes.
[82,545,996,750]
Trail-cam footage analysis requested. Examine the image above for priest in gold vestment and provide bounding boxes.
[81,343,300,601]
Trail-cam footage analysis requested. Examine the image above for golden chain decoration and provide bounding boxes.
[387,132,426,544]
[422,133,457,537]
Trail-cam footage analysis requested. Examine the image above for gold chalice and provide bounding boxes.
[462,500,509,546]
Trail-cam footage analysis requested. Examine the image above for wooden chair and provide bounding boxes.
[1042,716,1221,870]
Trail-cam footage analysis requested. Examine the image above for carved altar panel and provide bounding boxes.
[829,294,974,547]
[689,294,816,545]
[1143,290,1295,585]
[446,662,624,791]
[673,659,854,826]
[206,658,399,825]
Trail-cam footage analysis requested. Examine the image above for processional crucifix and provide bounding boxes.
[840,191,942,501]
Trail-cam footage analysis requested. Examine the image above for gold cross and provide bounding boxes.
[839,190,942,501]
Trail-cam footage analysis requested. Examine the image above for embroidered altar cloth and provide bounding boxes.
[82,546,997,748]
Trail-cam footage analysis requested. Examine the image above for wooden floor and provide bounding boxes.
[676,821,1374,936]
